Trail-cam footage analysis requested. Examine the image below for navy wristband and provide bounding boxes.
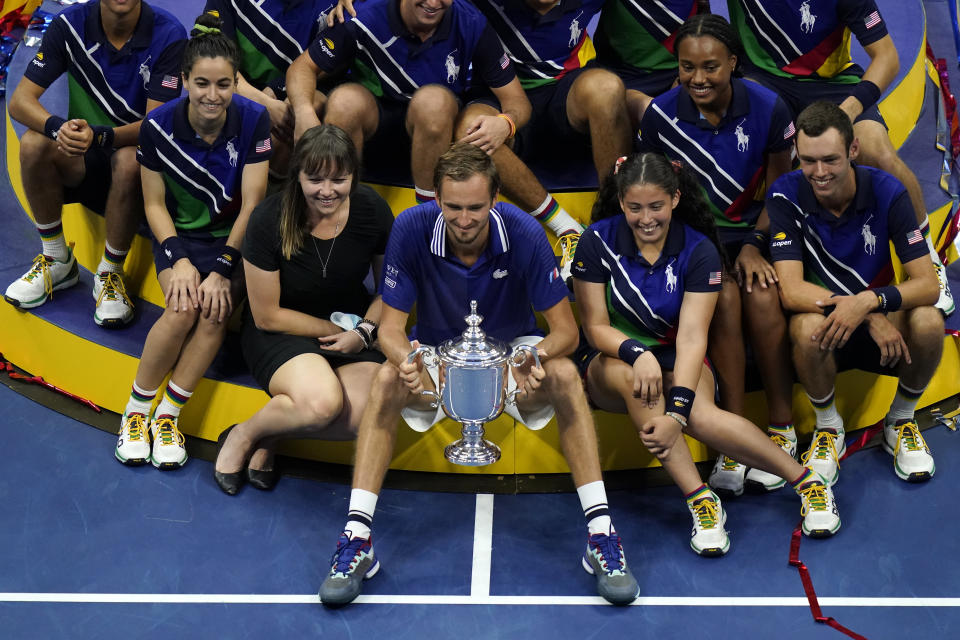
[44,115,66,141]
[160,236,190,269]
[210,246,241,278]
[850,80,882,111]
[872,286,902,312]
[91,125,115,149]
[667,386,695,421]
[618,338,647,366]
[744,230,768,250]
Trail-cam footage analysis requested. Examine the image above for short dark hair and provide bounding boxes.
[795,101,854,151]
[674,14,743,76]
[433,143,501,199]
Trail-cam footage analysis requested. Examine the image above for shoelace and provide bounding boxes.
[800,431,841,466]
[895,421,929,453]
[797,482,829,515]
[21,254,54,298]
[691,497,720,531]
[553,232,580,265]
[720,456,741,471]
[96,272,133,308]
[769,432,796,451]
[330,533,370,576]
[123,413,147,442]
[153,417,184,447]
[588,533,626,575]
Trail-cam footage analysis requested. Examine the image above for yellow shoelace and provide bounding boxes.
[769,432,795,450]
[800,431,841,466]
[123,413,147,442]
[553,232,580,265]
[894,421,929,453]
[692,498,720,530]
[96,272,133,308]
[22,254,54,298]
[153,417,184,447]
[797,482,829,515]
[720,456,741,471]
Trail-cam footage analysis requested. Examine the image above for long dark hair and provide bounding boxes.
[279,124,361,259]
[674,13,743,77]
[591,153,726,265]
[183,12,241,77]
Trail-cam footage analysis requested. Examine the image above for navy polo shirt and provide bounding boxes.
[25,1,186,127]
[572,215,722,346]
[595,0,698,72]
[471,0,604,90]
[203,0,331,89]
[728,0,888,82]
[637,78,795,229]
[137,95,272,238]
[767,165,929,294]
[381,202,569,345]
[307,0,515,102]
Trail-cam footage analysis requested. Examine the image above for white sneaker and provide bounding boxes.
[745,428,798,491]
[933,261,954,317]
[4,251,79,309]
[687,490,730,556]
[92,271,134,327]
[150,415,188,469]
[796,471,841,538]
[800,428,846,487]
[883,419,935,482]
[708,454,746,497]
[554,231,580,288]
[115,412,151,465]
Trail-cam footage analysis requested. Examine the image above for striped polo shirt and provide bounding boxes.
[470,0,604,90]
[202,0,333,90]
[572,215,722,346]
[24,1,186,128]
[306,0,515,102]
[594,0,700,73]
[766,165,929,293]
[137,95,272,238]
[637,78,795,230]
[727,0,888,83]
[381,201,569,345]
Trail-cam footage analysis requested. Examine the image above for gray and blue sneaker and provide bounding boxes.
[582,530,639,605]
[319,532,380,606]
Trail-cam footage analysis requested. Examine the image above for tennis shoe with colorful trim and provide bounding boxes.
[933,261,954,317]
[581,530,639,605]
[149,414,187,469]
[883,419,935,482]
[115,412,151,465]
[554,231,581,289]
[319,532,380,606]
[745,428,798,491]
[93,271,134,327]
[4,251,78,309]
[800,428,845,487]
[708,454,746,497]
[687,490,730,556]
[796,472,841,538]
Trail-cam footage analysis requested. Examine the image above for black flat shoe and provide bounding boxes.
[246,465,279,491]
[214,425,245,496]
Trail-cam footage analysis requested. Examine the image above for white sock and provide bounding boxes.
[124,381,158,417]
[885,382,926,425]
[345,488,378,540]
[154,380,192,420]
[577,480,613,535]
[532,194,583,238]
[37,220,69,262]
[96,241,128,274]
[807,389,844,432]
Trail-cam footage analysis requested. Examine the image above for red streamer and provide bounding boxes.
[0,354,101,413]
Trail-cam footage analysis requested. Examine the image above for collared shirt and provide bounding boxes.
[307,0,515,102]
[728,0,888,82]
[203,0,333,89]
[25,1,187,127]
[637,78,795,229]
[137,95,272,238]
[470,0,604,89]
[594,0,699,73]
[767,164,929,293]
[380,202,569,345]
[572,215,722,346]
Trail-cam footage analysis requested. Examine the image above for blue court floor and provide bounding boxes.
[1,381,958,639]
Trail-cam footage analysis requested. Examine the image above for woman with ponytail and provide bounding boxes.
[572,153,841,555]
[114,14,271,471]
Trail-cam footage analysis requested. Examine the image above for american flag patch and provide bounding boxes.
[499,53,510,70]
[255,138,272,153]
[161,75,179,89]
[864,11,881,29]
[708,271,722,285]
[548,266,560,283]
[906,229,923,245]
[783,122,795,140]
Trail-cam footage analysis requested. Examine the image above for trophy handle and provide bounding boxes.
[506,345,542,405]
[407,345,440,408]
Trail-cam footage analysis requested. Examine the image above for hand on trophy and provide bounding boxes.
[638,414,684,459]
[400,340,428,394]
[510,347,547,402]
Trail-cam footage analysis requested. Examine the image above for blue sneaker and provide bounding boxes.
[581,531,639,605]
[318,532,380,606]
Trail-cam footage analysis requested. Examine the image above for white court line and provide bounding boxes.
[470,494,494,598]
[1,594,959,607]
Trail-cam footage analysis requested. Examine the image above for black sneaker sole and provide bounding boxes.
[114,450,149,466]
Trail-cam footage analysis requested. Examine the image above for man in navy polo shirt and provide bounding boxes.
[728,0,954,316]
[286,0,530,209]
[4,0,186,327]
[317,143,639,607]
[767,101,943,487]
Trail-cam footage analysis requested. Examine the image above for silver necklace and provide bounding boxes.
[311,209,345,278]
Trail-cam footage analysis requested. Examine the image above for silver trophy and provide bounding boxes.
[407,300,541,466]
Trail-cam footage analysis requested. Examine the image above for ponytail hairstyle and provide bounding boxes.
[279,124,361,260]
[182,12,241,78]
[591,153,727,266]
[674,13,744,77]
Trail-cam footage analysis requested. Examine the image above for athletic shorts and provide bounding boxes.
[743,67,886,126]
[63,145,114,212]
[592,63,678,97]
[151,233,232,276]
[829,322,899,376]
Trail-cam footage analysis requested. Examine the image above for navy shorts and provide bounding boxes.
[151,233,230,276]
[593,63,678,97]
[63,145,114,212]
[831,322,898,375]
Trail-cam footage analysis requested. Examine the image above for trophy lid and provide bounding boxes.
[435,300,510,367]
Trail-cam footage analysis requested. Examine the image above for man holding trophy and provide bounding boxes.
[318,143,639,606]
